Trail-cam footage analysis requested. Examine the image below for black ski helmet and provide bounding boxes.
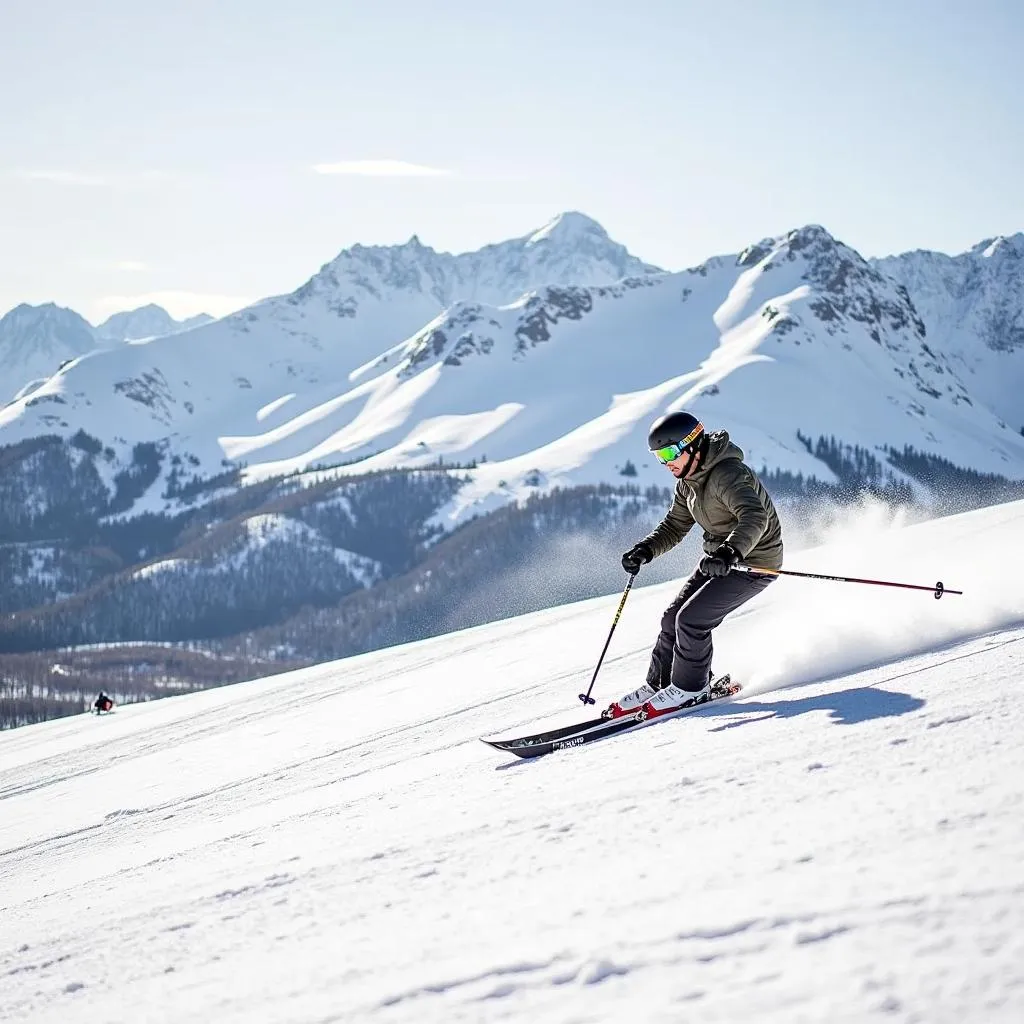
[647,411,707,472]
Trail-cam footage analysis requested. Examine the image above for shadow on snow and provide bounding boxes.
[702,686,926,729]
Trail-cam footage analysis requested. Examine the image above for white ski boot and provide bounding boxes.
[639,679,713,720]
[603,682,658,719]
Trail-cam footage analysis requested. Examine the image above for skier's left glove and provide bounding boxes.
[699,543,740,577]
[621,541,654,575]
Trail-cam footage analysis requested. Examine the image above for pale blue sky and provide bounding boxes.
[2,0,1021,322]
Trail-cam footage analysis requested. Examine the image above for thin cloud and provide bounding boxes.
[13,169,174,186]
[95,291,250,320]
[312,159,452,178]
[115,261,149,272]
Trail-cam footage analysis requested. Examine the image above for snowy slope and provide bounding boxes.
[0,303,100,404]
[875,233,1024,429]
[2,500,1023,1023]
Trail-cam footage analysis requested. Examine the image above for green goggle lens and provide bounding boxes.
[653,442,688,464]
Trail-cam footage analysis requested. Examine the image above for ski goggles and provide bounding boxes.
[651,423,704,464]
[652,442,692,464]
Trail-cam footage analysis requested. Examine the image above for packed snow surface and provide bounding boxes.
[2,499,1023,1023]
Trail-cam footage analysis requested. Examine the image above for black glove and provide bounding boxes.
[699,542,740,577]
[621,542,653,575]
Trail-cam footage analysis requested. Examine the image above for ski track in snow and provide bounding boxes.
[2,503,1024,1023]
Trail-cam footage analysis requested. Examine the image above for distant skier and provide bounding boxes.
[611,412,784,719]
[94,692,114,714]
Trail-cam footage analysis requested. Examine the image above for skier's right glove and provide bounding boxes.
[699,542,740,577]
[621,542,653,575]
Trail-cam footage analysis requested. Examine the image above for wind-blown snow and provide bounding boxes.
[255,393,297,422]
[2,499,1023,1023]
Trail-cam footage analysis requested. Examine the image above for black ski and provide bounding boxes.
[482,713,643,758]
[483,676,741,759]
[483,714,610,751]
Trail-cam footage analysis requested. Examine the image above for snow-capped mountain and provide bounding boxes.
[0,303,98,403]
[297,223,1023,527]
[874,233,1024,429]
[96,304,215,342]
[0,213,660,486]
[1,218,1023,527]
[1,303,216,405]
[302,210,661,311]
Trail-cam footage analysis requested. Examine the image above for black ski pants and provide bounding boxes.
[646,568,775,692]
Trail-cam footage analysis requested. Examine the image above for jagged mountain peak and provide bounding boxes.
[0,301,96,345]
[288,213,662,313]
[772,223,892,283]
[784,222,839,248]
[874,232,1024,269]
[344,234,440,259]
[525,211,609,246]
[971,233,1024,260]
[0,302,98,397]
[735,223,884,288]
[781,224,878,274]
[730,225,927,350]
[736,224,850,271]
[2,300,90,326]
[875,231,1024,396]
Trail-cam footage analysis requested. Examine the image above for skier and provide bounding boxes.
[610,411,784,719]
[94,692,114,714]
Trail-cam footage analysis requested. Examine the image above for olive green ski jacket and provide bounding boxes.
[641,430,784,570]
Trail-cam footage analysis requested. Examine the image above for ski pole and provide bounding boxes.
[733,564,962,599]
[578,572,637,705]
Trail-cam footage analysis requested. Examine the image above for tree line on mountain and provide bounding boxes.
[885,444,1024,508]
[216,483,675,665]
[0,431,465,619]
[0,476,669,655]
[0,462,467,652]
[778,431,1024,508]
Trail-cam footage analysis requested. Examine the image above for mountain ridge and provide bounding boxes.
[3,217,1023,524]
[95,304,215,342]
[873,232,1024,427]
[0,302,217,404]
